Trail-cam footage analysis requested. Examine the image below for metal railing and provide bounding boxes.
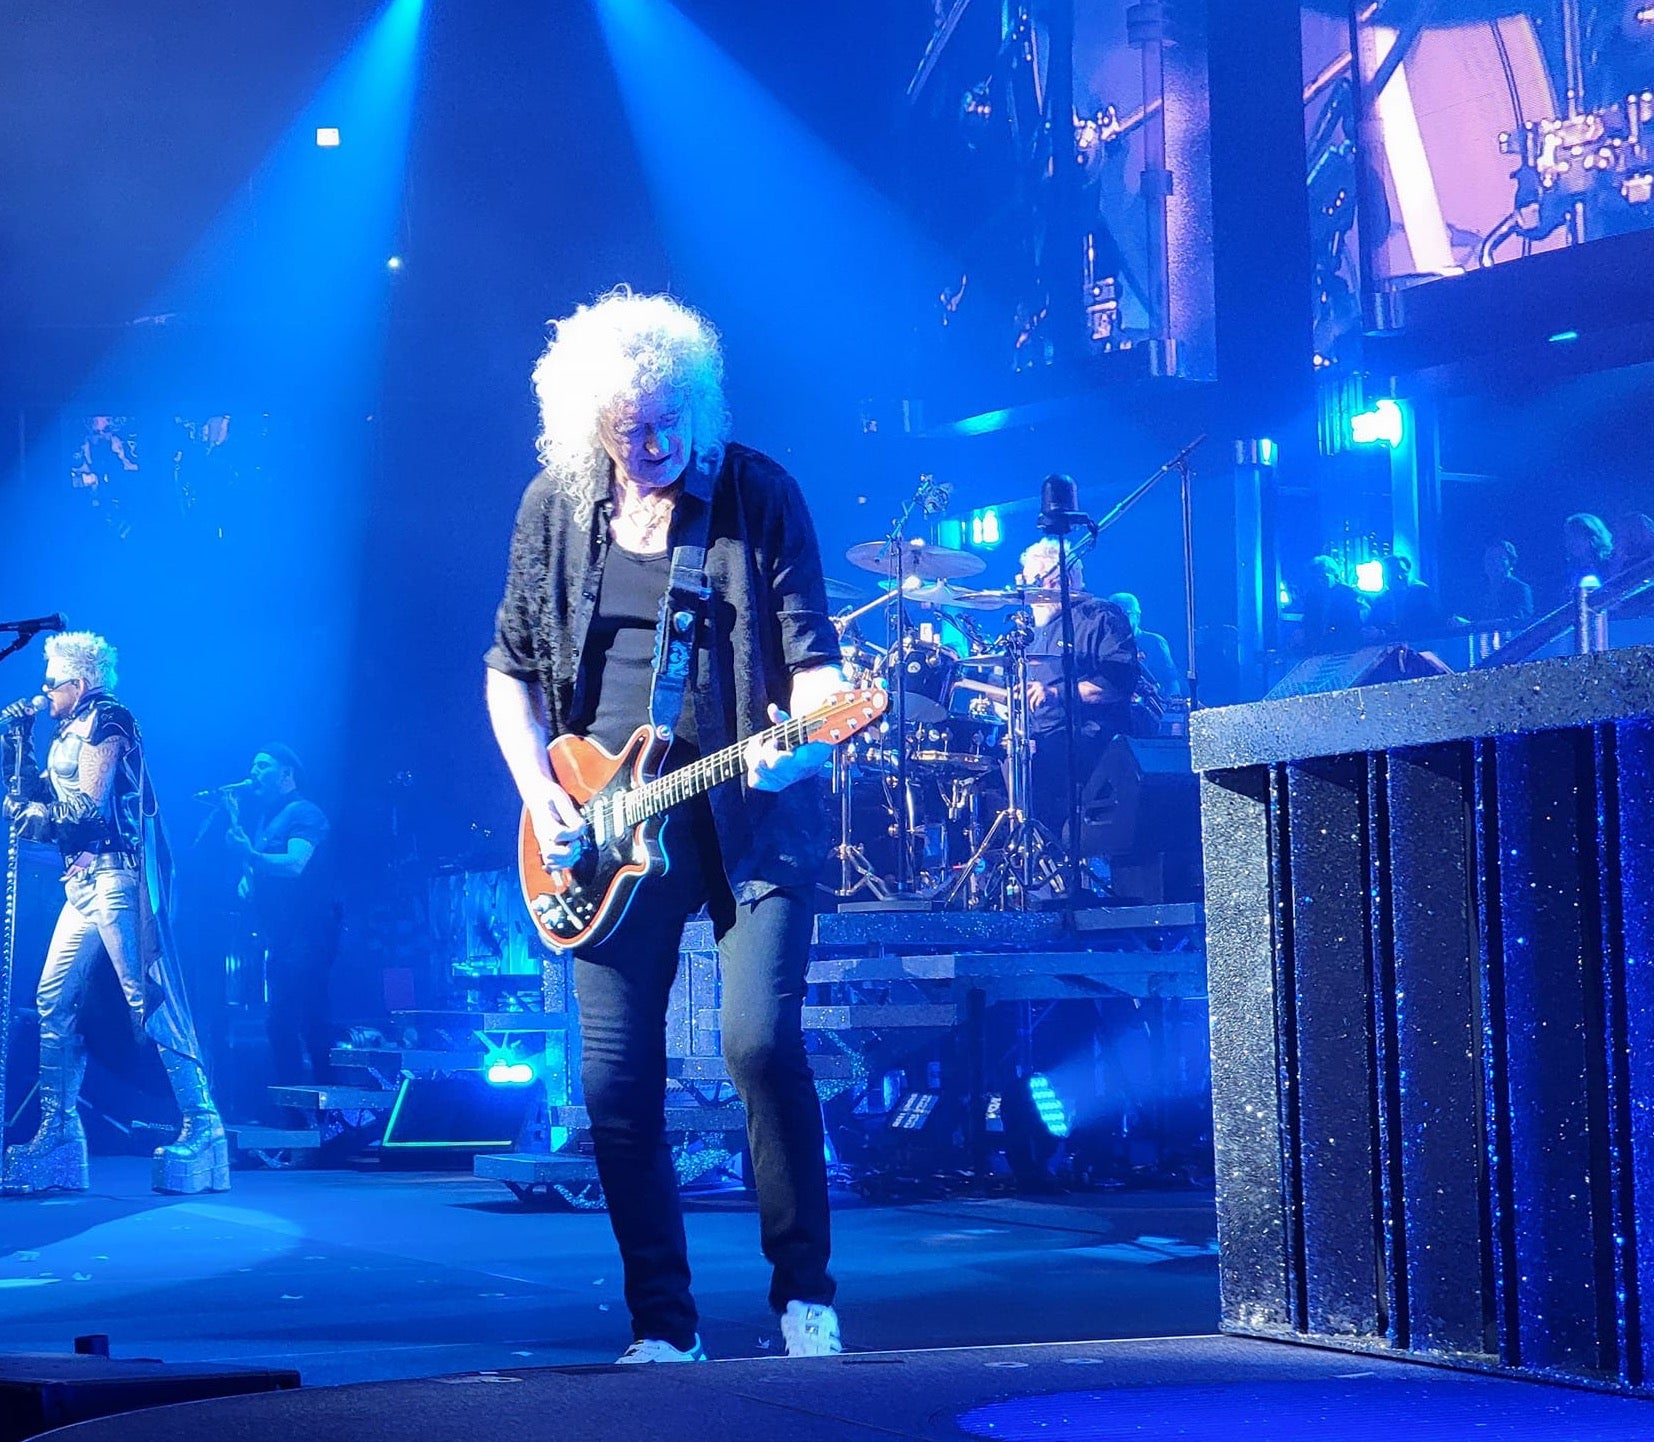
[1472,561,1654,668]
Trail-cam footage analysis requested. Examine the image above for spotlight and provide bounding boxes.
[485,1061,535,1087]
[1355,559,1386,594]
[315,127,342,148]
[999,1071,1064,1190]
[386,255,404,271]
[1026,1073,1070,1139]
[1548,328,1580,344]
[1348,398,1405,448]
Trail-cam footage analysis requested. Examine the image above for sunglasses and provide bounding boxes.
[42,678,79,693]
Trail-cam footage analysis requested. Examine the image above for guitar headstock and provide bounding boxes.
[801,684,890,747]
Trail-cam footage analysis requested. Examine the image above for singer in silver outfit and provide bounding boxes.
[0,631,227,1195]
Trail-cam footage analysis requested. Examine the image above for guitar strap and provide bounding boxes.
[647,480,713,745]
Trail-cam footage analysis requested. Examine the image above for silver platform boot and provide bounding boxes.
[153,1047,229,1194]
[2,1036,91,1195]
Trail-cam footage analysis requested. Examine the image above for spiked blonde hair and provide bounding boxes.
[44,631,118,691]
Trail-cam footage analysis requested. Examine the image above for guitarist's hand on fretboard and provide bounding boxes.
[745,703,833,792]
[528,780,589,868]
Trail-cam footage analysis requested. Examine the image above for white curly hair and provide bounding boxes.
[45,631,119,691]
[1019,538,1085,590]
[531,287,731,508]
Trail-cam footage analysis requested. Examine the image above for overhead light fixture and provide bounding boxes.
[315,127,342,148]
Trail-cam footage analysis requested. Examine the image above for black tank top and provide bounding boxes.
[569,545,699,757]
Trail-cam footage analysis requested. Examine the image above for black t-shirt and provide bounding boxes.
[567,544,699,758]
[252,796,336,944]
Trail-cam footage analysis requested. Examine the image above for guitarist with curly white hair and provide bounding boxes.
[484,289,873,1363]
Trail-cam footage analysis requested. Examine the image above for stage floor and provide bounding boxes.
[0,1159,1218,1384]
[45,1334,1654,1442]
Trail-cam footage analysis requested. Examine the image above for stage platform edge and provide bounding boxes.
[33,1333,1654,1442]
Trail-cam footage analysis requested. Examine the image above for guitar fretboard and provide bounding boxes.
[589,714,819,832]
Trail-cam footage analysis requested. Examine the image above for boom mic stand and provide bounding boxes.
[1091,435,1207,708]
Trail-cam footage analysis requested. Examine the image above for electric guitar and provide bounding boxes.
[518,685,888,951]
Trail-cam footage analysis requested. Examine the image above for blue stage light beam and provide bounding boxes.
[2,0,427,794]
[145,0,426,401]
[588,0,933,411]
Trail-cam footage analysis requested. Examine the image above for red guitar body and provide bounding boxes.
[517,686,888,952]
[518,726,668,952]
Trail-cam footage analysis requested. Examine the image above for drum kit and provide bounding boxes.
[828,538,1077,909]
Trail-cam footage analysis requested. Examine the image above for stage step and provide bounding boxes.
[474,1149,602,1204]
[548,1104,748,1132]
[800,1003,961,1030]
[390,1010,572,1032]
[265,1085,399,1112]
[330,1046,486,1074]
[667,1053,857,1083]
[228,1126,322,1151]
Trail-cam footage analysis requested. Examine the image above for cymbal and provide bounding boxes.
[953,653,1009,668]
[948,586,1090,609]
[889,580,961,606]
[824,576,867,602]
[845,539,987,583]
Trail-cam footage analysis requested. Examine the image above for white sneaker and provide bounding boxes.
[780,1301,842,1357]
[616,1335,707,1363]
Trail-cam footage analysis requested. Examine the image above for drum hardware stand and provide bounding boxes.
[939,617,1065,909]
[829,743,891,901]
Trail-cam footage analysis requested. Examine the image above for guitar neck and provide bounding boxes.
[616,712,824,824]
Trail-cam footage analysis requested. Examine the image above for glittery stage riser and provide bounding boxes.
[1190,644,1654,1394]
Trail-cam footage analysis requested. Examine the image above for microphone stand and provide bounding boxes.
[0,625,51,668]
[1092,435,1207,708]
[0,711,34,1188]
[1035,511,1093,908]
[876,484,933,897]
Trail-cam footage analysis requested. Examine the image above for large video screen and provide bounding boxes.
[1351,2,1653,291]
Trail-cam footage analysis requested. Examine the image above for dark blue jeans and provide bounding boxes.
[572,796,834,1350]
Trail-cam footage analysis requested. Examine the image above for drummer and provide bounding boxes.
[1014,538,1139,842]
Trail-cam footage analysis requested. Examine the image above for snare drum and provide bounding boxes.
[909,715,1006,773]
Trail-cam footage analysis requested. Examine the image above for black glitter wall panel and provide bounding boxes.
[1283,756,1381,1339]
[1384,744,1486,1358]
[1198,765,1290,1332]
[1192,645,1654,1394]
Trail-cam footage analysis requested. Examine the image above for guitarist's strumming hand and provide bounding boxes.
[529,781,588,869]
[745,703,832,793]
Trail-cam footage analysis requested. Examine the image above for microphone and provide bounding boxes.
[193,779,254,802]
[0,614,67,634]
[1036,474,1094,536]
[918,476,953,516]
[2,695,48,726]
